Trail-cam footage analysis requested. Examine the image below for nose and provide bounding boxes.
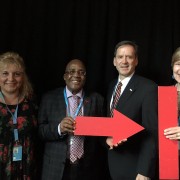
[121,57,128,63]
[8,73,15,81]
[74,71,80,76]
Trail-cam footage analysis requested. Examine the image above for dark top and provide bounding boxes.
[0,98,38,180]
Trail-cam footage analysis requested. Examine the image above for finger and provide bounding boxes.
[117,139,127,145]
[114,143,118,147]
[164,130,178,135]
[121,139,127,142]
[62,116,74,123]
[61,123,75,133]
[65,117,75,124]
[63,127,74,133]
[166,133,179,140]
[65,123,75,130]
[176,132,180,139]
[165,135,176,140]
[62,121,75,129]
[164,127,180,133]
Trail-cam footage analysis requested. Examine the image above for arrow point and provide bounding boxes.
[112,109,145,145]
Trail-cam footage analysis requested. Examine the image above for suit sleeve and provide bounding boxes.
[38,93,65,141]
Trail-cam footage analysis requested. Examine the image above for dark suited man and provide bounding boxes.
[38,59,108,180]
[106,41,158,180]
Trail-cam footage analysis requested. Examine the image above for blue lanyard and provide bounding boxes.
[63,88,84,118]
[0,91,19,141]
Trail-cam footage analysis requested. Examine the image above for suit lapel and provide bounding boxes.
[83,95,91,116]
[116,75,137,109]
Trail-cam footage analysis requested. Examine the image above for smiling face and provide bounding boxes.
[172,47,180,84]
[0,63,24,95]
[113,45,138,80]
[63,59,86,94]
[173,60,180,83]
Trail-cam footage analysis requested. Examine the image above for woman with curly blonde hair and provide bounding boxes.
[0,52,38,179]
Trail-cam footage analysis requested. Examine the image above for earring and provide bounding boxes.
[172,75,175,79]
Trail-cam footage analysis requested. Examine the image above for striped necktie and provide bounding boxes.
[110,82,122,117]
[69,95,84,163]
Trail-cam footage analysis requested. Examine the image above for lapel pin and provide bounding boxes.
[130,89,133,91]
[84,99,90,104]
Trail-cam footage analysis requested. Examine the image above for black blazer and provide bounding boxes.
[107,74,158,180]
[38,87,107,180]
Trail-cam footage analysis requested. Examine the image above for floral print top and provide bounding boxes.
[0,98,38,180]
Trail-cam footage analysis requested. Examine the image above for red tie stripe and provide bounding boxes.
[110,82,122,117]
[70,95,84,163]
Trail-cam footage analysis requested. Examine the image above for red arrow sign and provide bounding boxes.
[158,86,179,179]
[74,109,144,145]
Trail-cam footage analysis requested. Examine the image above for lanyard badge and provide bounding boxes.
[11,108,22,161]
[13,144,22,161]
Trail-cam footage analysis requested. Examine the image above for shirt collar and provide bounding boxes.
[118,72,134,86]
[65,86,83,98]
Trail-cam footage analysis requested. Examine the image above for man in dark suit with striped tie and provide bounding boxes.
[106,41,158,180]
[38,59,109,180]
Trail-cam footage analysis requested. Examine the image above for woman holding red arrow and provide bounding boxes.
[164,47,180,140]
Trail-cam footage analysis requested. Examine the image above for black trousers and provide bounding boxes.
[62,159,85,180]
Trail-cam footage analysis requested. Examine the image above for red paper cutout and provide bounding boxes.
[74,109,144,145]
[158,86,179,180]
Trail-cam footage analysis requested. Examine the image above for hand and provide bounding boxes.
[106,137,127,150]
[164,126,180,140]
[60,116,75,134]
[136,174,151,180]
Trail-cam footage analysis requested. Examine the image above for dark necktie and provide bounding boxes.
[69,95,84,163]
[110,82,122,117]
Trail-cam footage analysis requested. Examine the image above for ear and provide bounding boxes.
[113,57,116,66]
[63,74,66,81]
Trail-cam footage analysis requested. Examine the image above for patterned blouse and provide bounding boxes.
[0,98,38,180]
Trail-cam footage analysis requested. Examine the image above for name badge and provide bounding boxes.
[13,145,22,161]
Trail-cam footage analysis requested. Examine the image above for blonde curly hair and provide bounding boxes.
[0,51,33,98]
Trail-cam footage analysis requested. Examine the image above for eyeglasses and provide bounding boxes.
[65,70,86,76]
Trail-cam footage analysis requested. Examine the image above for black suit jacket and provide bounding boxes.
[107,74,158,180]
[38,87,107,180]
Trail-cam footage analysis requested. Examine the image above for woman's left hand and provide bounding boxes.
[164,126,180,140]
